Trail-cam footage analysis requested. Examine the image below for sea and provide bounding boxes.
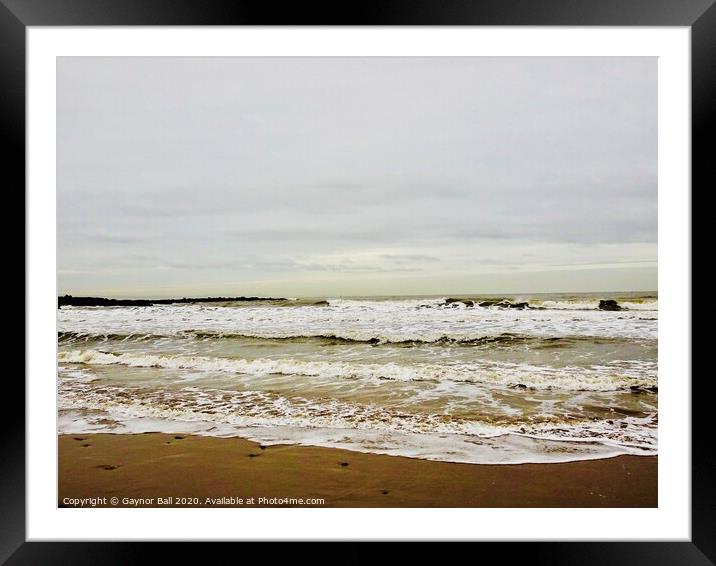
[57,291,657,465]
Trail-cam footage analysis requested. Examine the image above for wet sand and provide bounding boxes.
[58,433,657,508]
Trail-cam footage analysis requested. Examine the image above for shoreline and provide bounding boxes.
[59,433,657,508]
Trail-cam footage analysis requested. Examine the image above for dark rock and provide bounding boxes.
[443,298,474,307]
[478,299,506,307]
[630,385,658,394]
[598,299,623,311]
[58,295,153,307]
[57,294,286,308]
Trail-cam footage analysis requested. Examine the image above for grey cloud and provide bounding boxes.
[57,57,656,296]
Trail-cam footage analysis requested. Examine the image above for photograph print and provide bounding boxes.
[57,56,657,508]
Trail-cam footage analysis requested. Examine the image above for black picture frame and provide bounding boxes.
[7,0,709,562]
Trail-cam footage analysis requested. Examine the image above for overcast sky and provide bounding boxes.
[58,57,656,298]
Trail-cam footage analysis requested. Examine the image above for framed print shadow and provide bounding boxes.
[9,0,710,561]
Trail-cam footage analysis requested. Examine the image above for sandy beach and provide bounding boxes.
[59,433,657,508]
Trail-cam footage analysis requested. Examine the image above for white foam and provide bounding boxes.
[56,298,658,464]
[57,360,657,464]
[57,405,655,465]
[58,349,657,391]
[58,300,658,342]
[532,299,658,311]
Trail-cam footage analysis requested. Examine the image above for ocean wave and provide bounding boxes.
[58,349,657,392]
[528,300,657,311]
[323,296,658,311]
[58,330,651,348]
[57,377,657,463]
[57,299,659,342]
[57,293,658,465]
[58,294,658,312]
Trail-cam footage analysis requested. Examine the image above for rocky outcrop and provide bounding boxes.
[443,298,475,307]
[598,299,623,311]
[478,299,505,308]
[58,296,153,307]
[57,295,285,308]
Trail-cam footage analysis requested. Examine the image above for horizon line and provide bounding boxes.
[58,289,659,301]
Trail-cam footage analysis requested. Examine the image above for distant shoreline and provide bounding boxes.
[57,292,657,309]
[57,295,286,307]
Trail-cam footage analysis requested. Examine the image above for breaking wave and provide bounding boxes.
[59,349,657,392]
